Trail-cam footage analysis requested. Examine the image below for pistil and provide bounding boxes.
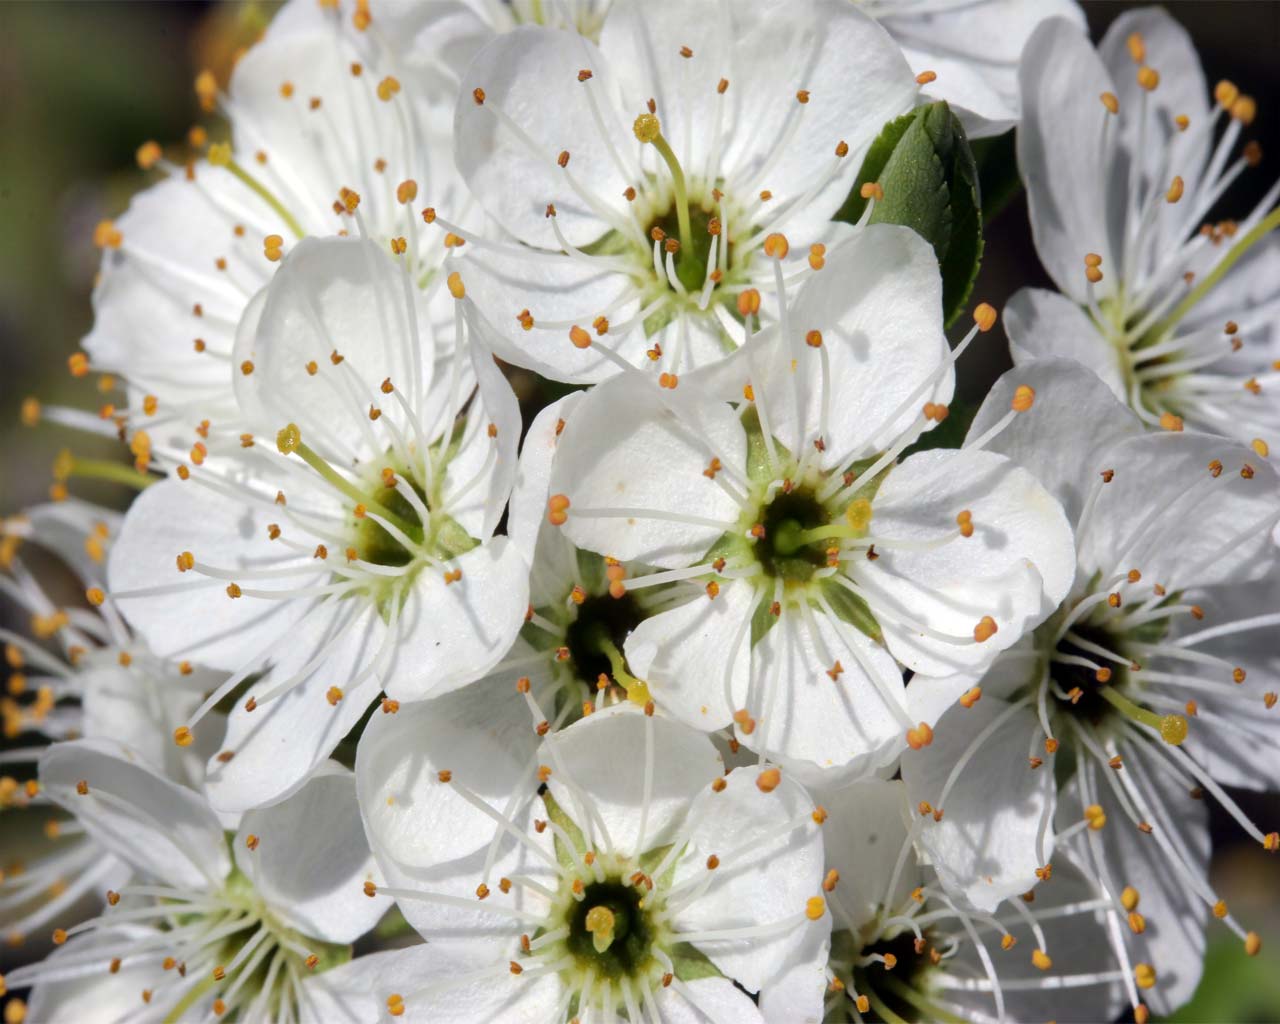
[633,114,692,254]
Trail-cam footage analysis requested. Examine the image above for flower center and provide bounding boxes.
[830,923,942,1024]
[757,487,836,582]
[563,592,646,690]
[564,877,656,979]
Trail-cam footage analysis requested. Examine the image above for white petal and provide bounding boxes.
[743,224,952,467]
[508,393,585,605]
[755,918,827,1024]
[1078,433,1280,588]
[742,607,906,779]
[398,970,564,1024]
[1005,287,1128,401]
[656,977,767,1024]
[885,0,1086,136]
[204,599,386,814]
[108,477,316,670]
[1018,18,1121,302]
[81,171,257,435]
[670,768,826,993]
[819,779,918,931]
[545,704,723,855]
[862,448,1075,673]
[440,307,523,539]
[232,236,441,464]
[551,376,747,568]
[1097,7,1211,261]
[358,677,540,874]
[39,738,229,891]
[970,358,1141,524]
[234,762,387,944]
[455,27,627,249]
[302,945,473,1024]
[381,537,530,701]
[625,577,755,733]
[901,697,1057,912]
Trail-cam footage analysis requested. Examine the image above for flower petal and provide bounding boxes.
[1005,288,1128,402]
[234,762,387,944]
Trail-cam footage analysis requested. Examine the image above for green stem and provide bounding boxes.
[65,456,155,490]
[1156,205,1280,335]
[652,132,693,253]
[292,442,416,535]
[164,970,220,1024]
[865,988,911,1024]
[880,973,967,1024]
[226,158,306,240]
[1097,685,1163,731]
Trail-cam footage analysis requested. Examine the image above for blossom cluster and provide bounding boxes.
[2,1,1279,1022]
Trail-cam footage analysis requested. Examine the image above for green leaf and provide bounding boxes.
[836,101,983,328]
[669,941,724,982]
[971,129,1023,223]
[542,789,589,871]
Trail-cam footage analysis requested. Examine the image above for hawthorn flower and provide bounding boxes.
[443,0,920,383]
[546,226,1074,776]
[902,359,1280,1016]
[4,740,386,1023]
[106,238,528,812]
[77,0,467,446]
[857,0,1086,137]
[1010,9,1280,444]
[0,503,217,949]
[761,779,1130,1024]
[355,703,827,1021]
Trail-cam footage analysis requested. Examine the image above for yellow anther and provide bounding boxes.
[1031,949,1052,971]
[1213,900,1228,919]
[737,289,761,317]
[1216,80,1240,108]
[195,69,218,112]
[974,616,998,642]
[1245,931,1262,956]
[916,70,937,85]
[1137,66,1159,91]
[396,180,418,204]
[136,141,163,170]
[805,896,826,920]
[973,302,997,332]
[447,272,465,300]
[1134,963,1156,989]
[376,76,401,102]
[763,233,789,259]
[1011,385,1035,412]
[1121,886,1140,911]
[1128,911,1146,933]
[906,722,934,750]
[1166,176,1184,203]
[1231,95,1257,125]
[633,113,661,143]
[1159,411,1184,432]
[859,181,883,202]
[173,726,193,747]
[756,767,782,793]
[207,142,232,167]
[1126,33,1145,63]
[1100,92,1119,114]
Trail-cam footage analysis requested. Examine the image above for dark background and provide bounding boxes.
[0,3,1277,1020]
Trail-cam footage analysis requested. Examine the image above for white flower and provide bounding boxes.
[760,778,1130,1024]
[4,740,386,1023]
[78,0,467,448]
[856,0,1086,137]
[355,703,827,1022]
[546,226,1074,777]
[105,238,528,812]
[443,0,920,383]
[902,358,1280,1016]
[1010,9,1280,444]
[0,503,218,949]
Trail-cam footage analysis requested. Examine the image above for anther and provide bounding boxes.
[1100,92,1119,114]
[859,182,884,202]
[1011,385,1035,412]
[1137,67,1159,91]
[763,233,789,259]
[447,272,465,300]
[973,616,998,642]
[1134,963,1156,989]
[805,896,826,920]
[906,722,934,750]
[756,767,782,792]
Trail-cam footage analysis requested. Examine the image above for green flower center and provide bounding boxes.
[565,878,656,979]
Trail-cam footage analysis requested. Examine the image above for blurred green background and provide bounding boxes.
[0,2,1277,1021]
